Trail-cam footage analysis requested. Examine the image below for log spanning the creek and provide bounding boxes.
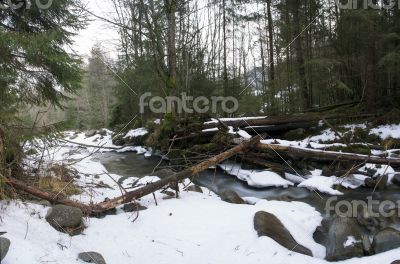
[255,142,400,167]
[5,135,264,215]
[92,134,264,213]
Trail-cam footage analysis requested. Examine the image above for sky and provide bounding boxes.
[72,0,119,61]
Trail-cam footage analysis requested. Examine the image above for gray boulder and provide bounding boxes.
[46,205,83,235]
[325,216,364,261]
[220,190,245,204]
[85,130,97,137]
[372,228,400,254]
[97,129,107,136]
[0,237,10,261]
[254,211,312,256]
[185,185,203,193]
[392,174,400,186]
[122,203,148,213]
[78,252,106,264]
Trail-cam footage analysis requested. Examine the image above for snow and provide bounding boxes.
[5,123,400,264]
[370,124,400,139]
[343,236,361,248]
[123,128,148,138]
[219,162,294,188]
[298,176,343,195]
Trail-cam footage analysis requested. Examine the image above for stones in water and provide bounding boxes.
[122,203,148,213]
[254,211,312,256]
[325,216,364,261]
[185,185,203,193]
[78,252,106,264]
[46,205,84,236]
[0,237,10,261]
[219,190,245,204]
[372,228,400,254]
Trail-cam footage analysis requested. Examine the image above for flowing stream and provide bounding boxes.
[95,152,400,216]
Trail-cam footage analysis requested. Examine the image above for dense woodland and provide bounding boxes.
[1,0,400,170]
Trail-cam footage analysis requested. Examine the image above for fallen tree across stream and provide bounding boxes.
[255,142,400,168]
[5,134,263,216]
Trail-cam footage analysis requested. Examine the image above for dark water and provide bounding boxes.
[95,152,400,215]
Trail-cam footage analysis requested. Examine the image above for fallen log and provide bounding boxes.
[255,142,400,167]
[202,113,374,130]
[5,177,93,214]
[92,134,264,213]
[5,135,263,215]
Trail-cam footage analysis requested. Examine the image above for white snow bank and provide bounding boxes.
[219,162,294,188]
[123,128,148,138]
[370,124,400,139]
[298,176,343,195]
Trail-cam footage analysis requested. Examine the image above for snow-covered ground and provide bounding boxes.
[2,124,400,264]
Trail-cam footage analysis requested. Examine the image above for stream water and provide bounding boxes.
[95,152,400,216]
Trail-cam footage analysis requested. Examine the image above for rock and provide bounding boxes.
[219,190,245,204]
[85,130,97,137]
[325,216,364,261]
[151,169,174,179]
[0,237,10,261]
[362,234,373,255]
[122,203,148,213]
[284,128,306,140]
[254,211,312,256]
[69,134,78,140]
[185,185,203,193]
[78,252,106,264]
[97,129,107,136]
[392,174,400,186]
[375,174,388,190]
[372,228,400,254]
[391,260,400,264]
[364,177,376,188]
[46,205,83,235]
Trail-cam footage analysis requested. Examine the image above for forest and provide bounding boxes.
[1,0,400,264]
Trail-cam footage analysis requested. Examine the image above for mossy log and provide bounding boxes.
[255,142,400,167]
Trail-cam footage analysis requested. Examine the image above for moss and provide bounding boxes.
[326,144,371,155]
[189,143,218,153]
[382,138,400,150]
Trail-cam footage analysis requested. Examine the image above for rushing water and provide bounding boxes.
[95,152,400,215]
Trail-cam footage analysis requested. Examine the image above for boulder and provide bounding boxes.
[185,185,203,193]
[325,216,364,261]
[392,174,400,186]
[364,177,376,188]
[284,128,306,140]
[46,205,83,235]
[122,203,148,213]
[391,260,400,264]
[85,130,97,137]
[0,237,10,261]
[372,228,400,254]
[375,174,388,190]
[78,252,106,264]
[219,190,245,204]
[97,129,107,136]
[254,211,312,256]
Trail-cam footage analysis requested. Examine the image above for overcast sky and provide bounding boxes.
[72,0,119,62]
